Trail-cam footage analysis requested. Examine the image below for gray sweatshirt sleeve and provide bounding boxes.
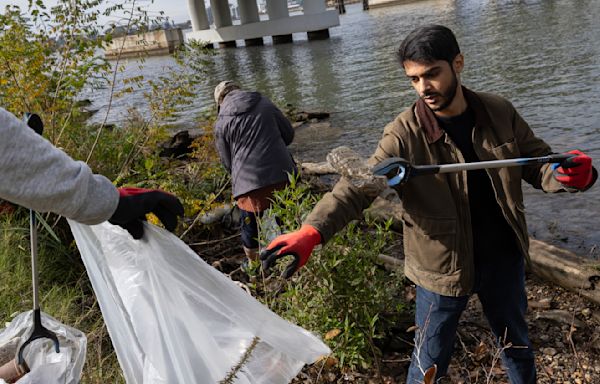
[0,108,119,224]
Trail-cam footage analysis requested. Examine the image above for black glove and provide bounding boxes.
[109,187,184,239]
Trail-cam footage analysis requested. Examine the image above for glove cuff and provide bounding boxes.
[299,224,322,246]
[579,167,598,191]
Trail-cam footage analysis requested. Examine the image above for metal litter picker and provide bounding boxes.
[373,153,576,186]
[16,113,60,368]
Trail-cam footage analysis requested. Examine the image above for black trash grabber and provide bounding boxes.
[373,153,575,186]
[260,244,299,279]
[17,113,60,367]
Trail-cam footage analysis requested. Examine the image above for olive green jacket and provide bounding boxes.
[305,87,597,296]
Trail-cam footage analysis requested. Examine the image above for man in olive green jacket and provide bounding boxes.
[261,25,596,383]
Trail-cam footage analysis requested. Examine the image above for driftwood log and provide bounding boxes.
[301,147,600,306]
[528,239,600,305]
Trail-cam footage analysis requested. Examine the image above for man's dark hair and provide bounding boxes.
[397,25,460,65]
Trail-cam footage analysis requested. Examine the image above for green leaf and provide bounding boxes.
[35,212,61,244]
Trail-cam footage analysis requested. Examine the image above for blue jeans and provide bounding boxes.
[406,254,536,384]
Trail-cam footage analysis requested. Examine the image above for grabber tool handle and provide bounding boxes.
[429,153,576,174]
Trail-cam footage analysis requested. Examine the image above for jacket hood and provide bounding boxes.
[219,90,262,116]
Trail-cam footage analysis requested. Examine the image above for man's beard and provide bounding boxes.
[422,70,458,112]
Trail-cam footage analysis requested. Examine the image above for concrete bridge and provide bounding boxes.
[186,0,340,47]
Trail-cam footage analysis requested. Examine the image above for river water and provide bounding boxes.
[86,0,600,256]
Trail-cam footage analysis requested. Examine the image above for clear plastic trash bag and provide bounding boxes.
[0,311,86,384]
[68,221,330,384]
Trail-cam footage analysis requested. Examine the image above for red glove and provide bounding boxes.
[554,150,593,190]
[260,225,322,278]
[109,187,184,239]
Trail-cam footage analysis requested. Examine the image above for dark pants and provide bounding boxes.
[240,209,261,249]
[406,254,536,384]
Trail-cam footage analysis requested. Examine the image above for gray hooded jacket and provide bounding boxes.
[0,108,118,224]
[215,90,296,198]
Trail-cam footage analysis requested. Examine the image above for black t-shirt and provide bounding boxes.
[436,108,519,260]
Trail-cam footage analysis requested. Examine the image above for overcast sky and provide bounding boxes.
[0,0,195,24]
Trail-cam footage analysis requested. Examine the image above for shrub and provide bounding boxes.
[258,175,406,369]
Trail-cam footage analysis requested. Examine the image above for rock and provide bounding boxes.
[535,309,586,328]
[90,122,116,131]
[305,111,330,120]
[294,110,330,122]
[529,298,552,310]
[541,348,558,356]
[78,108,99,119]
[75,99,92,107]
[159,130,195,158]
[301,161,336,175]
[199,204,236,226]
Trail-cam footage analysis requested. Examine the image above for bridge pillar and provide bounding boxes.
[267,0,292,44]
[303,0,327,15]
[308,29,330,40]
[304,0,332,40]
[239,0,263,46]
[266,0,289,19]
[188,0,210,31]
[186,0,340,48]
[210,0,233,28]
[210,0,235,47]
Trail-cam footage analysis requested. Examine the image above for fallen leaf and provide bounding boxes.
[325,328,342,340]
[474,341,489,361]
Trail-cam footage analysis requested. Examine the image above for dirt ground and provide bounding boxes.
[296,274,600,384]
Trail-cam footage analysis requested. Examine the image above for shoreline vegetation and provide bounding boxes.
[1,1,599,382]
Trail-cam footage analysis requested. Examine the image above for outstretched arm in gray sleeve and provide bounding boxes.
[0,108,118,224]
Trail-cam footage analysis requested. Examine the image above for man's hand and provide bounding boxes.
[554,150,593,190]
[109,187,184,239]
[260,225,322,278]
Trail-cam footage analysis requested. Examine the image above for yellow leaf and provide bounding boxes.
[324,328,342,340]
[146,213,160,226]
